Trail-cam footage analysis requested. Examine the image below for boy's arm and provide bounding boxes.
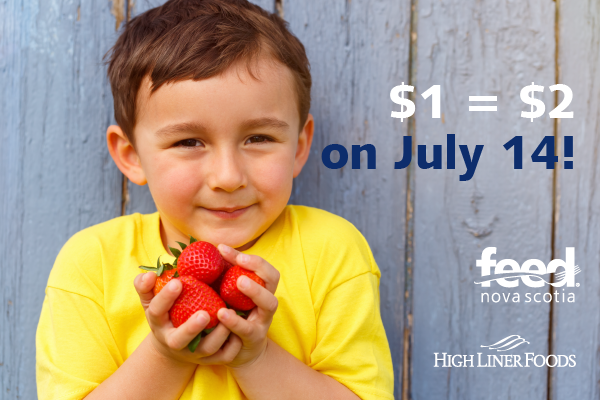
[216,246,361,400]
[231,334,360,400]
[86,274,241,400]
[84,334,196,400]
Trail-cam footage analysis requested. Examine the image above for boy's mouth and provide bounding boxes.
[203,205,253,220]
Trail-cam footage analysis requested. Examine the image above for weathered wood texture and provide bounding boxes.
[3,0,600,399]
[283,1,411,397]
[0,0,123,399]
[551,1,600,399]
[410,0,556,399]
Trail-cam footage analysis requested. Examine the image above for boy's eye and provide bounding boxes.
[245,135,273,144]
[176,139,203,147]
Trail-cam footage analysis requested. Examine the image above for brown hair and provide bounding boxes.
[104,0,311,142]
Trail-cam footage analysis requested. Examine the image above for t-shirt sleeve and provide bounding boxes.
[36,230,123,400]
[36,287,122,400]
[309,271,395,400]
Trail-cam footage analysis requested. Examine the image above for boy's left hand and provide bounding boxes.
[214,244,280,369]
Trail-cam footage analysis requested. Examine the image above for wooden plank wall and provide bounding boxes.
[1,0,599,399]
[0,1,123,399]
[551,1,600,399]
[410,0,556,399]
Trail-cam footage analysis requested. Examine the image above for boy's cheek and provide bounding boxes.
[251,152,295,194]
[146,164,202,210]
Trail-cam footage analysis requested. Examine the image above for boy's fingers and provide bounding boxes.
[164,310,210,351]
[146,279,181,326]
[217,308,257,339]
[191,318,232,357]
[134,273,156,310]
[197,333,243,365]
[217,244,238,265]
[237,276,278,323]
[217,244,280,294]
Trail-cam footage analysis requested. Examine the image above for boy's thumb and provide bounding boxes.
[135,273,156,309]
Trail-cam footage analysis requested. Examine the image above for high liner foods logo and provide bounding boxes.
[475,247,580,303]
[434,335,576,368]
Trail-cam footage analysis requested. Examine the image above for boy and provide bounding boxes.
[35,0,394,399]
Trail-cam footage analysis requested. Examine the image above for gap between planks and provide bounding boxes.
[547,0,561,399]
[402,0,419,398]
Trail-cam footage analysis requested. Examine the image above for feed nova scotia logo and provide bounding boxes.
[434,335,576,368]
[475,247,580,303]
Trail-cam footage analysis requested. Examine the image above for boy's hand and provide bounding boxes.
[133,272,243,365]
[215,244,280,369]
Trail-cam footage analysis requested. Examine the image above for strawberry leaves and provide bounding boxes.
[169,247,181,258]
[139,256,174,277]
[187,327,216,353]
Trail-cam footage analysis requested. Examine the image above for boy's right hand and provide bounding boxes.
[134,272,243,365]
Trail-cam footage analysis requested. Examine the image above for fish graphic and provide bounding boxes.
[481,335,529,352]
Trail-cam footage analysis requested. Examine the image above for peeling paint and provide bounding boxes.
[111,0,125,31]
[463,216,497,238]
[275,0,284,18]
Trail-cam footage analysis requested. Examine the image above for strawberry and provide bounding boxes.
[139,257,178,296]
[153,269,177,295]
[170,237,224,285]
[220,265,266,311]
[210,260,234,293]
[169,275,226,330]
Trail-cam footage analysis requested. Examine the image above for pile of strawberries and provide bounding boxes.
[140,237,265,352]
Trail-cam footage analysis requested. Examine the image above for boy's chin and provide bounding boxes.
[191,227,260,251]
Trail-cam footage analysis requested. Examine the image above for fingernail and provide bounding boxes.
[169,280,179,291]
[220,244,230,253]
[239,276,249,289]
[142,273,148,284]
[197,312,208,324]
[219,309,229,320]
[239,254,250,264]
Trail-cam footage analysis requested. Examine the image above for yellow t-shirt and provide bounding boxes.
[36,205,394,400]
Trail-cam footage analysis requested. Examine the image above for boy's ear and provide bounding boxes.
[106,125,147,185]
[293,113,314,178]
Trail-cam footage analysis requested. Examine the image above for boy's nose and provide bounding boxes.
[207,150,247,193]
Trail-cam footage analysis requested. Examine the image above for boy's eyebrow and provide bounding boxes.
[155,122,207,138]
[240,117,289,131]
[154,118,289,138]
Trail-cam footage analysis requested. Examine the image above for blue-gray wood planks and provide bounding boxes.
[411,0,557,399]
[551,1,600,399]
[1,0,599,399]
[0,1,123,398]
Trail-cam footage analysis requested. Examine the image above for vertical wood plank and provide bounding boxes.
[123,0,160,215]
[551,1,600,398]
[124,1,276,215]
[0,0,123,397]
[284,1,411,397]
[411,0,556,398]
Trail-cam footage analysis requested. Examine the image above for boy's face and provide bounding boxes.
[108,58,313,250]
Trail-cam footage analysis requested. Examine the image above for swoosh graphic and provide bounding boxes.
[474,266,581,287]
[481,335,529,352]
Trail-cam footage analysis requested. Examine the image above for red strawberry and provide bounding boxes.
[220,265,266,311]
[153,269,177,295]
[139,258,178,296]
[172,238,224,285]
[169,276,226,329]
[210,260,234,293]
